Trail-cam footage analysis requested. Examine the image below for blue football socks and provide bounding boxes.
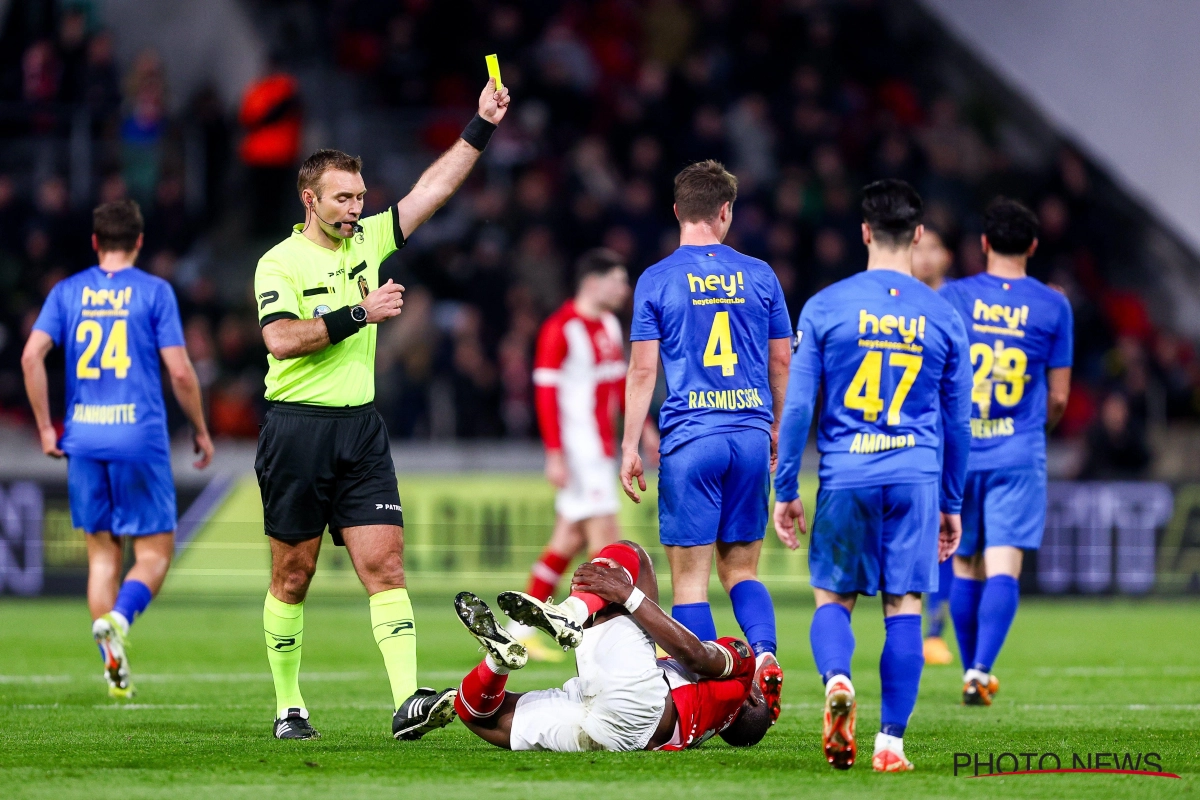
[729,579,776,656]
[112,579,153,629]
[925,558,955,638]
[950,576,984,668]
[810,603,855,684]
[972,575,1020,673]
[672,602,717,641]
[879,614,923,738]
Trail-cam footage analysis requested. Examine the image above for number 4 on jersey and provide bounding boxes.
[843,350,922,424]
[703,311,739,376]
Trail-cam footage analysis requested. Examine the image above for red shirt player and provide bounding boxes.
[513,249,657,660]
[429,541,771,752]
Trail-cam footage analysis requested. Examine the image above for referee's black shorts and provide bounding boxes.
[255,402,404,545]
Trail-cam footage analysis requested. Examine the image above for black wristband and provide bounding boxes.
[461,114,497,151]
[322,305,360,345]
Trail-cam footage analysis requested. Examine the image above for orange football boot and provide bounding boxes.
[822,676,856,769]
[756,652,783,725]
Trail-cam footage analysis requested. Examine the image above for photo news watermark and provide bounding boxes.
[953,751,1179,778]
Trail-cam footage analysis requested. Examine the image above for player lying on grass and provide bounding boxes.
[428,541,771,751]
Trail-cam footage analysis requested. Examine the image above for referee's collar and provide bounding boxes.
[292,223,346,253]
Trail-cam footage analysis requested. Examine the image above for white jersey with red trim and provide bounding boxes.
[533,300,626,460]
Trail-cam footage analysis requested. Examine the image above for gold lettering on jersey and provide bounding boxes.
[687,387,764,410]
[971,417,1015,438]
[81,287,133,317]
[857,338,923,353]
[858,309,925,343]
[72,403,137,424]
[849,432,916,453]
[688,271,744,298]
[972,299,1029,338]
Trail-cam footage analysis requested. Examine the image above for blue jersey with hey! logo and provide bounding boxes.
[775,270,973,512]
[33,266,185,461]
[940,274,1073,471]
[630,244,793,455]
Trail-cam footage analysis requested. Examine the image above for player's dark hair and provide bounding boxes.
[92,199,144,253]
[861,179,923,249]
[673,160,738,223]
[575,247,625,286]
[298,149,363,199]
[984,197,1039,256]
[718,695,772,748]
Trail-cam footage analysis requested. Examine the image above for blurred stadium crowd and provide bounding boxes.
[0,0,1189,478]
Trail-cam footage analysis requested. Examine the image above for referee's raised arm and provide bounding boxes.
[397,78,510,235]
[253,78,510,743]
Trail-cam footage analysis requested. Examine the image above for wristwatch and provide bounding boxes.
[350,304,368,326]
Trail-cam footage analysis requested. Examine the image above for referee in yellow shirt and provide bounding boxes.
[255,79,510,741]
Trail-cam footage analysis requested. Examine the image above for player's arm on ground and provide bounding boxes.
[395,79,510,238]
[533,315,569,488]
[20,330,62,457]
[772,301,822,549]
[619,339,659,503]
[572,562,738,679]
[257,257,404,359]
[938,312,974,559]
[159,347,213,469]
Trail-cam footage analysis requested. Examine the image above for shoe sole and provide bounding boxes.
[274,723,321,740]
[962,680,993,706]
[455,593,528,670]
[497,592,580,649]
[760,669,783,724]
[394,690,458,741]
[94,623,132,694]
[823,689,856,769]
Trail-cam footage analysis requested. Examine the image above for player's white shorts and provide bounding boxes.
[555,453,620,523]
[509,615,667,752]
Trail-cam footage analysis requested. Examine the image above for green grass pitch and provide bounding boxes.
[1,477,1198,798]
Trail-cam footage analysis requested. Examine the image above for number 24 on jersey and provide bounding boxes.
[75,320,132,379]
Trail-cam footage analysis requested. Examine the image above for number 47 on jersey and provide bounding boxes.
[844,350,923,425]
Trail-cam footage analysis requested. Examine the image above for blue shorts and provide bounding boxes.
[67,455,176,536]
[658,429,770,547]
[957,466,1046,556]
[809,482,939,596]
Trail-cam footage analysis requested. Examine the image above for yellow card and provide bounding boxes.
[485,54,503,92]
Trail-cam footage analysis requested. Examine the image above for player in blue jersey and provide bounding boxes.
[912,226,957,667]
[499,159,787,724]
[620,160,792,723]
[22,200,213,698]
[939,198,1072,706]
[773,180,973,772]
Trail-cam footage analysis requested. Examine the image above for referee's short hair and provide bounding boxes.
[93,199,143,253]
[674,160,738,223]
[984,197,1039,255]
[861,179,923,249]
[575,247,625,286]
[298,149,363,199]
